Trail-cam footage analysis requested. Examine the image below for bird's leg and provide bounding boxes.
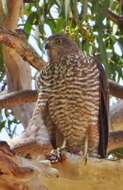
[82,133,88,164]
[87,125,100,159]
[46,140,66,163]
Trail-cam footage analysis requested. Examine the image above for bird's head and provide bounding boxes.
[45,34,79,62]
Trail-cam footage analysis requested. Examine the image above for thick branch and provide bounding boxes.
[3,141,123,190]
[108,10,120,24]
[7,130,123,157]
[108,9,123,31]
[0,141,57,190]
[109,79,123,99]
[3,0,23,30]
[0,141,34,189]
[0,26,45,70]
[0,90,37,108]
[1,0,35,128]
[0,80,123,109]
[108,131,123,152]
[110,100,123,130]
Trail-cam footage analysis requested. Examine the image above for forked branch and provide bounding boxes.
[0,26,45,70]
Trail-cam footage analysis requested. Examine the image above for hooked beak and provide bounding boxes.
[45,42,50,50]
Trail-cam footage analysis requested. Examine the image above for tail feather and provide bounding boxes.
[96,61,109,158]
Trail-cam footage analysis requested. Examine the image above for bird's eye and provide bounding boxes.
[55,39,62,45]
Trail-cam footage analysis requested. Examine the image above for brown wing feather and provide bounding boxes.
[96,59,109,158]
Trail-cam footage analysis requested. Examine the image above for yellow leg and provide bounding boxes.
[82,134,88,164]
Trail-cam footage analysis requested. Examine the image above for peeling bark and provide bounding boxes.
[0,141,58,190]
[1,141,123,190]
[108,131,123,151]
[0,90,37,108]
[1,79,123,108]
[0,0,34,128]
[0,26,45,70]
[110,100,123,131]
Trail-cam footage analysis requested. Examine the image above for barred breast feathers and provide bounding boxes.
[28,34,108,158]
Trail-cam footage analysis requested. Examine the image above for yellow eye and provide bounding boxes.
[55,39,62,45]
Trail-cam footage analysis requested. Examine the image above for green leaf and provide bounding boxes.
[0,121,5,132]
[24,3,34,15]
[93,0,110,75]
[53,18,66,33]
[24,12,37,37]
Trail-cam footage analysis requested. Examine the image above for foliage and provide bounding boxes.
[22,0,123,81]
[0,109,20,138]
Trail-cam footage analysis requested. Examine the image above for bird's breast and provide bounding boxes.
[48,68,89,138]
[47,62,100,151]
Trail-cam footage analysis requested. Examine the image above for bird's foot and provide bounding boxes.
[82,152,88,165]
[46,147,66,164]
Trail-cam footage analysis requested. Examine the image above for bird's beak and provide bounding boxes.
[45,42,50,50]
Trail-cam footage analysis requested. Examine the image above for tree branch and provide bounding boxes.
[0,141,57,190]
[0,80,123,109]
[120,1,123,13]
[107,9,123,31]
[109,79,123,99]
[3,140,123,190]
[108,131,123,152]
[110,100,123,130]
[8,129,123,157]
[0,0,35,128]
[0,90,37,108]
[0,26,45,71]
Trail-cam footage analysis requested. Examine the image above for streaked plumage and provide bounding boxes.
[33,35,109,158]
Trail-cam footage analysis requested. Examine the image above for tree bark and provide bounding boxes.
[0,0,34,128]
[1,141,123,190]
[110,100,123,131]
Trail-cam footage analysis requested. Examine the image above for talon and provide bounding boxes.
[82,153,88,165]
[46,148,66,164]
[81,133,88,165]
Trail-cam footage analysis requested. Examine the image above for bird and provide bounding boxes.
[31,34,109,161]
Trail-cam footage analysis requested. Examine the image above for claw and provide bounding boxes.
[46,147,66,164]
[82,152,88,165]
